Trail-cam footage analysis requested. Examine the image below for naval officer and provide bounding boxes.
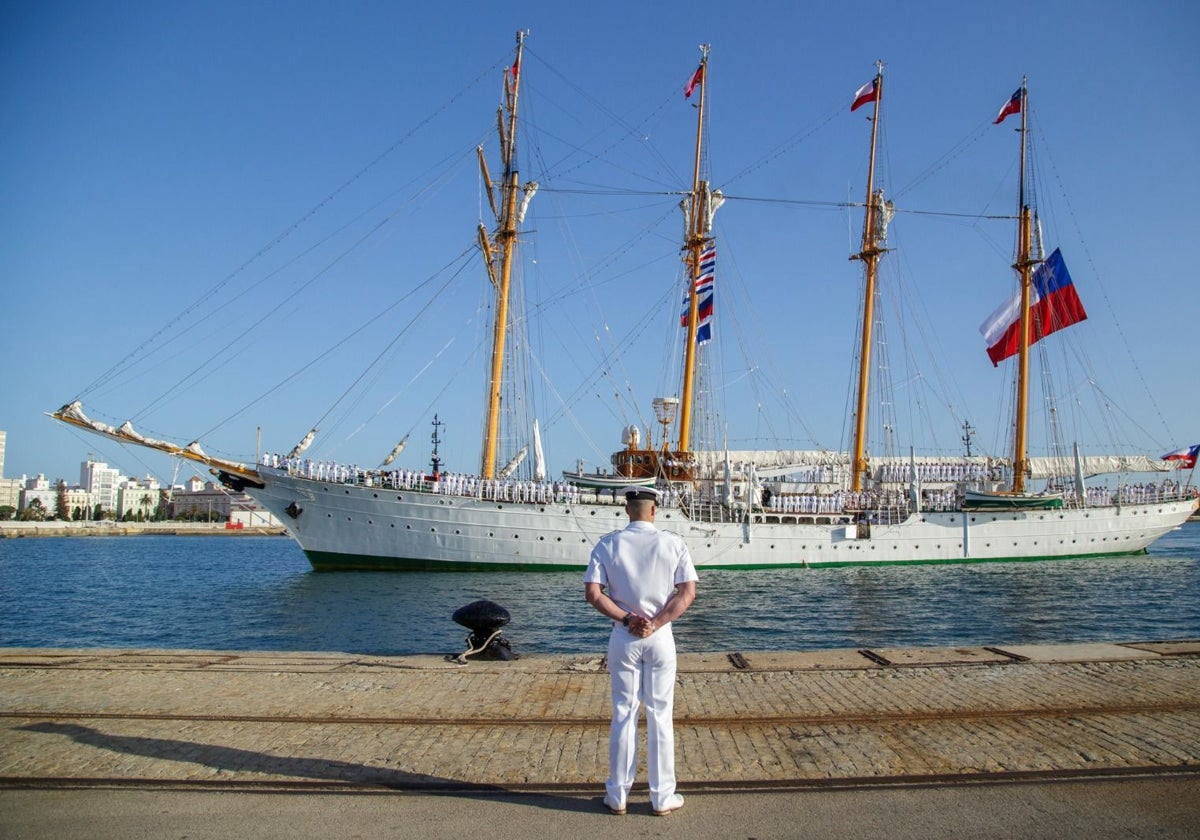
[583,485,698,816]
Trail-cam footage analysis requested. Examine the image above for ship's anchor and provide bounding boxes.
[285,502,303,519]
[447,599,518,664]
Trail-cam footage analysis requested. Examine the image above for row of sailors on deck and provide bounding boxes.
[416,472,581,504]
[264,454,639,505]
[876,462,994,483]
[1065,481,1190,506]
[763,487,974,515]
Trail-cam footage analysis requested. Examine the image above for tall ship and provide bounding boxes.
[53,35,1197,570]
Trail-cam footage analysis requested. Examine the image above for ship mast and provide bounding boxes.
[1011,77,1033,494]
[677,44,711,455]
[850,61,885,493]
[479,32,526,480]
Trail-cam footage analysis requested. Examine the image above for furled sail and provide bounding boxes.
[287,428,318,459]
[532,420,545,482]
[381,435,409,468]
[497,446,528,479]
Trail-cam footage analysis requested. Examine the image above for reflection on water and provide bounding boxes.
[2,526,1198,655]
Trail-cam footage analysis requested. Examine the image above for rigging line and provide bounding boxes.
[133,210,404,423]
[101,135,490,412]
[1033,120,1174,446]
[327,334,477,464]
[75,56,508,404]
[544,280,676,432]
[133,151,474,425]
[893,120,992,199]
[713,231,823,448]
[523,106,683,192]
[532,204,679,311]
[721,101,844,189]
[195,245,478,442]
[537,186,683,197]
[721,193,1016,220]
[523,45,684,188]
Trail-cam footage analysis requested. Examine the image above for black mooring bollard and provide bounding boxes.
[450,599,518,662]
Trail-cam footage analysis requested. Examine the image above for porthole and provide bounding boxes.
[455,529,461,535]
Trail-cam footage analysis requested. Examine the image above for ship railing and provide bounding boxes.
[1053,481,1195,509]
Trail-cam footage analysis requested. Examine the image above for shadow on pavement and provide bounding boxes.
[16,722,603,814]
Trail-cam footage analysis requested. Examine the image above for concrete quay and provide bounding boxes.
[2,641,1199,792]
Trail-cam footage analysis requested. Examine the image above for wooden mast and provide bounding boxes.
[850,61,884,493]
[1012,77,1033,494]
[480,31,526,480]
[677,44,711,456]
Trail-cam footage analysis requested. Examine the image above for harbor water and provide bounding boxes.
[2,524,1198,657]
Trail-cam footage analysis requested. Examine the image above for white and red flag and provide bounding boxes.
[994,87,1023,124]
[1161,444,1200,470]
[851,78,878,112]
[979,248,1087,366]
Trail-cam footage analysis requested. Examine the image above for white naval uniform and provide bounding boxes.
[584,520,698,812]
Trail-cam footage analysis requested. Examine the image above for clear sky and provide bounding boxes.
[2,0,1198,486]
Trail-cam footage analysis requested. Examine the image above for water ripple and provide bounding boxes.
[1,525,1197,656]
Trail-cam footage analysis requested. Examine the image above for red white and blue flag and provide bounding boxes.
[1161,444,1200,469]
[994,87,1023,124]
[685,64,704,99]
[979,248,1088,366]
[851,78,878,112]
[681,246,715,344]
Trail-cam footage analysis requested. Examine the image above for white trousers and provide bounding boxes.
[605,624,677,810]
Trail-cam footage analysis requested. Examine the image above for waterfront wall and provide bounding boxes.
[0,521,287,538]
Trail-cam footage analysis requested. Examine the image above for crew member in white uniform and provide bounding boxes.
[584,486,698,817]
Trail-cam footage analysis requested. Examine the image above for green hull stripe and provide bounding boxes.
[305,547,1150,573]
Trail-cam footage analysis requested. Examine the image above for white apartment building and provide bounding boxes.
[19,474,57,517]
[117,476,162,520]
[80,460,122,512]
[0,431,17,510]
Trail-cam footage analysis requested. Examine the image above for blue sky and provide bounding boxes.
[2,1,1197,485]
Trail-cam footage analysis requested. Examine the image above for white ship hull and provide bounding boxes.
[246,469,1197,571]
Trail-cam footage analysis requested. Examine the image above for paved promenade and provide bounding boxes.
[3,641,1199,792]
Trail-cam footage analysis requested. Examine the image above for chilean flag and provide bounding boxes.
[685,64,704,98]
[851,78,878,112]
[1161,444,1200,469]
[979,248,1088,367]
[994,87,1023,124]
